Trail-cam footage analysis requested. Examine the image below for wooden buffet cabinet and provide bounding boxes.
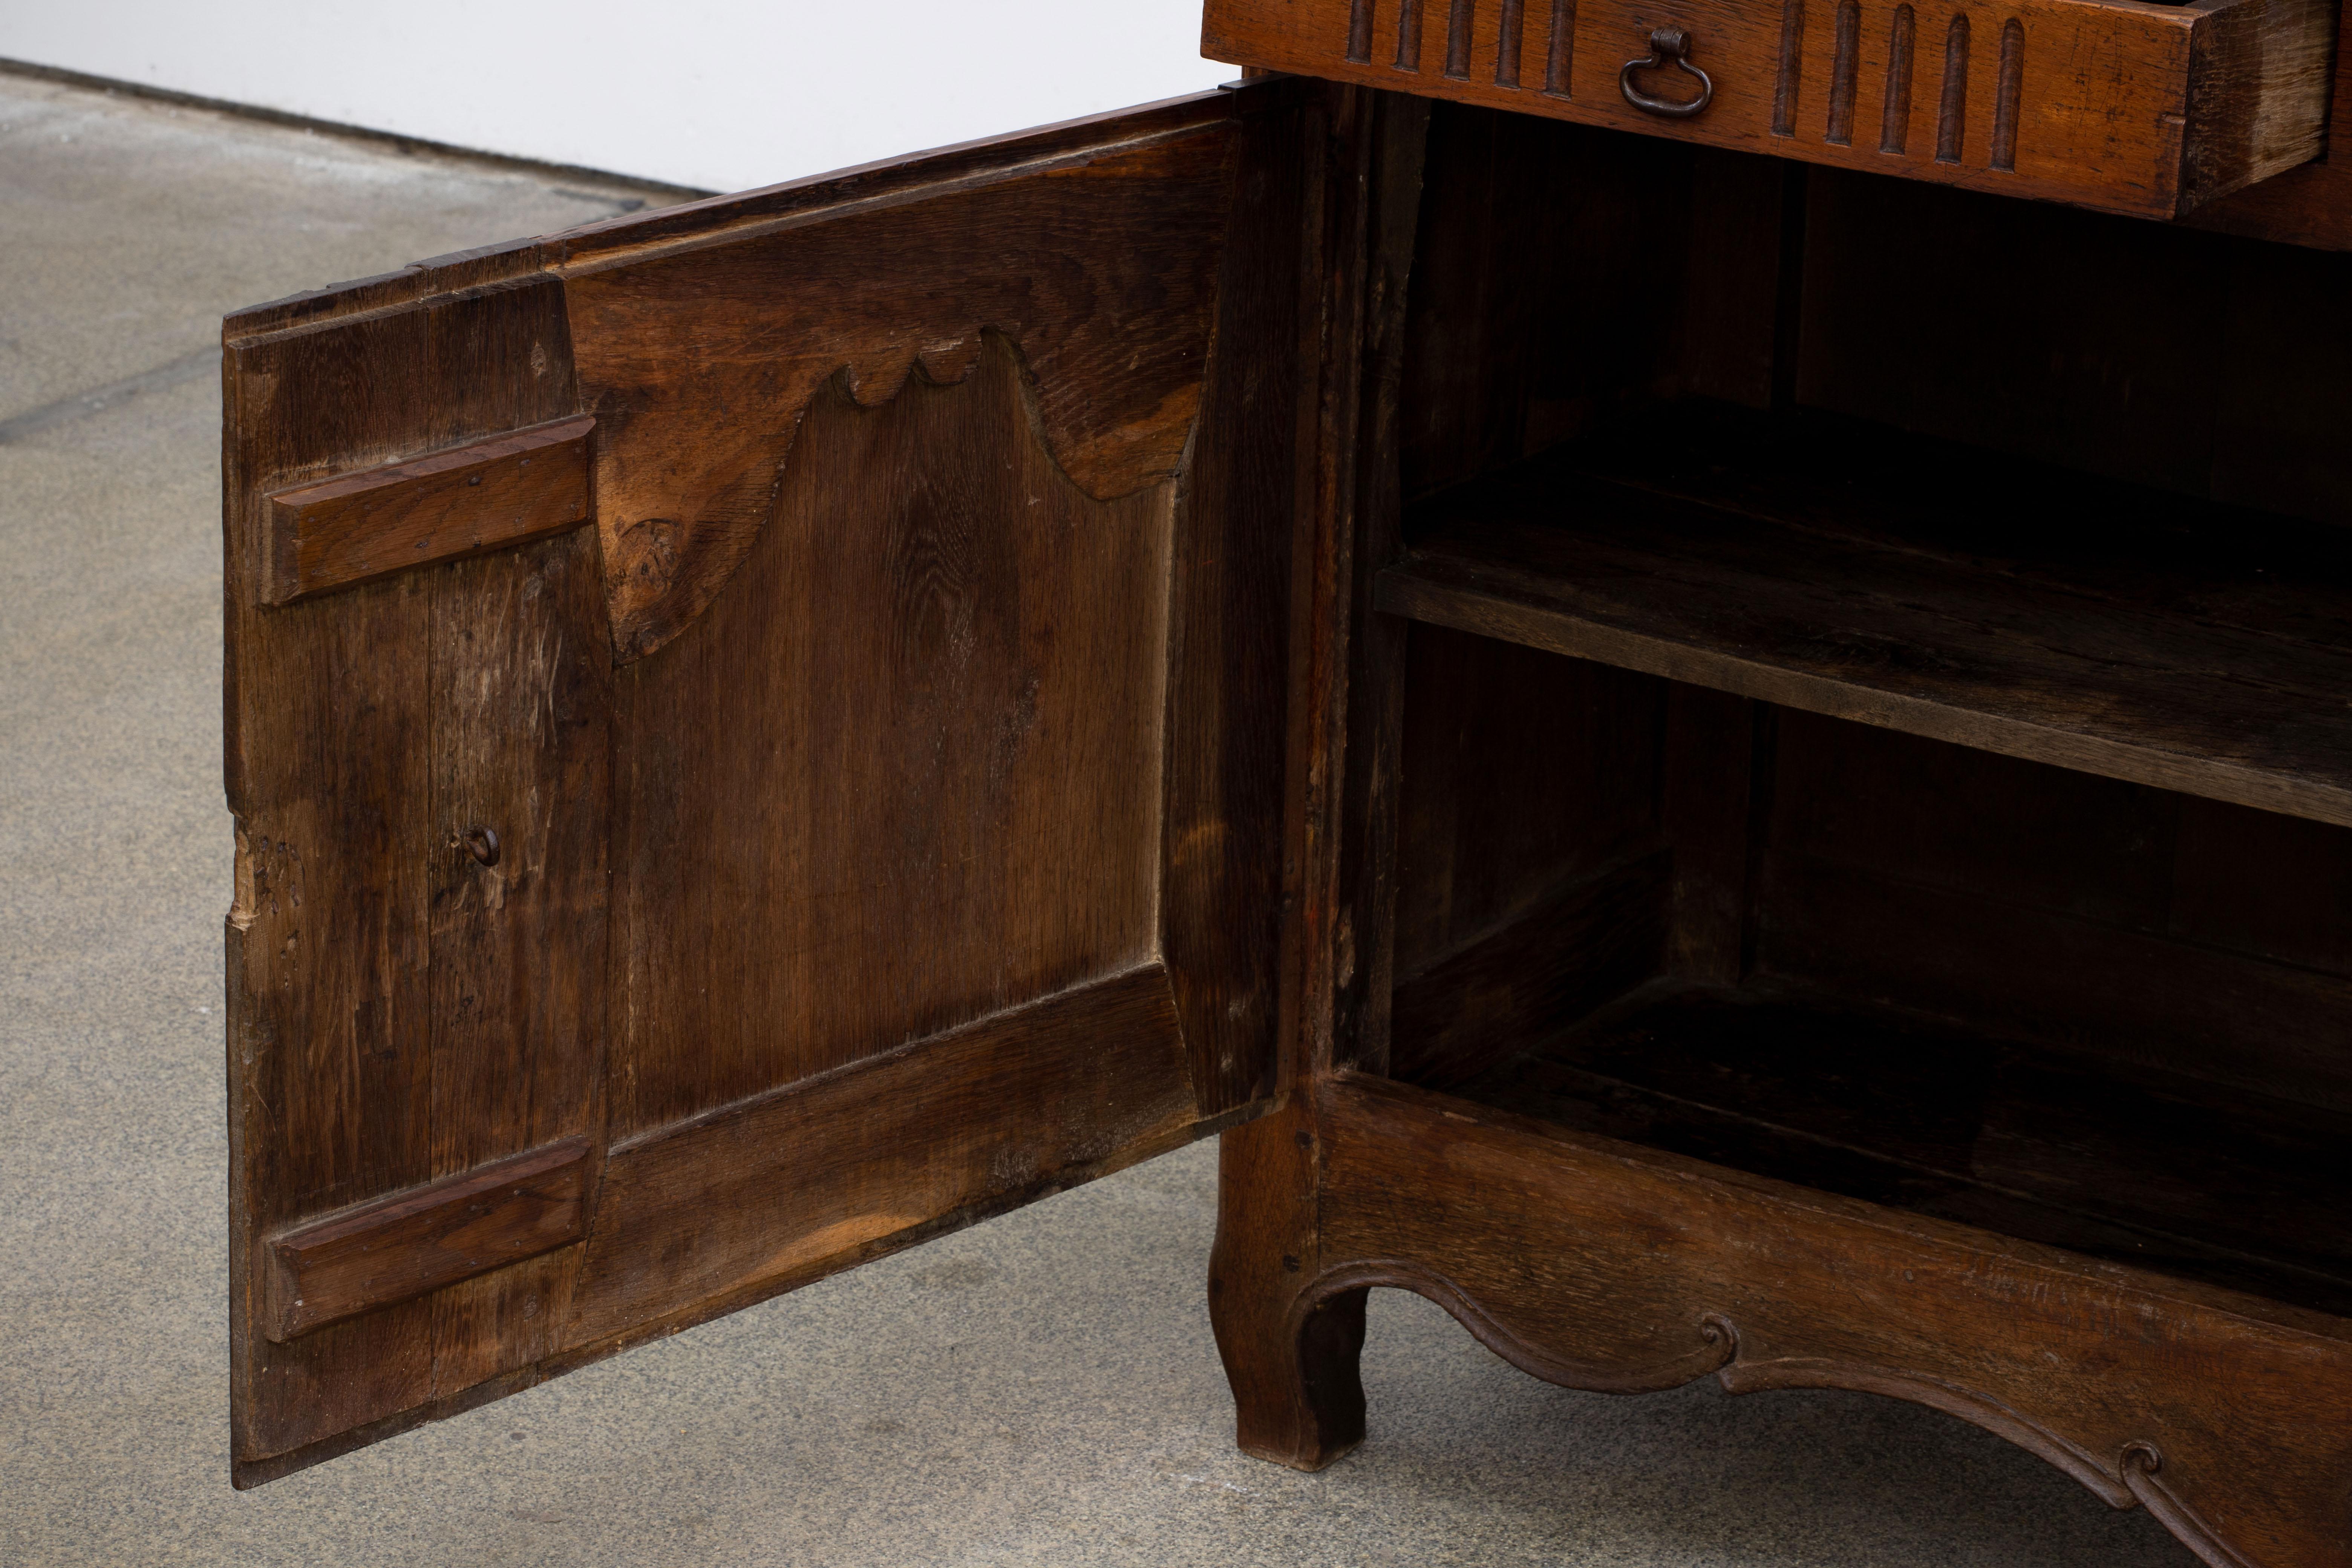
[222,3,2352,1562]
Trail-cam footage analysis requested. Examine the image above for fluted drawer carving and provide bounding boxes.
[1204,0,2335,217]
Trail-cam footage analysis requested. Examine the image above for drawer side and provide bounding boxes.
[2182,0,2338,205]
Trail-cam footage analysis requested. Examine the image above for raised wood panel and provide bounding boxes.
[1314,1073,2352,1568]
[608,337,1173,1135]
[561,124,1236,663]
[1203,0,2336,217]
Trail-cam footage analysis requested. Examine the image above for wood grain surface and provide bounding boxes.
[1203,0,2336,217]
[1459,977,2352,1315]
[263,414,593,603]
[565,965,1199,1350]
[1315,1071,2352,1568]
[225,81,1310,1484]
[564,124,1236,663]
[2189,0,2352,248]
[606,333,1175,1134]
[1379,412,2352,830]
[225,273,610,1479]
[1209,83,2352,1568]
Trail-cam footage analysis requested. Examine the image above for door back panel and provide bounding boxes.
[222,82,1313,1485]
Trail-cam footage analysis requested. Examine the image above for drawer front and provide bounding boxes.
[1202,0,2335,216]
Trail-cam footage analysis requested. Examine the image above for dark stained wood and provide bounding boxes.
[1660,683,1759,984]
[263,415,593,603]
[605,335,1176,1135]
[219,39,2352,1557]
[1210,80,1385,1475]
[1389,848,1669,1088]
[1455,980,2352,1316]
[225,273,604,1481]
[1309,1071,2352,1568]
[1324,88,1431,1079]
[565,965,1203,1350]
[220,92,1259,343]
[1220,75,2352,1566]
[1392,626,1663,978]
[2186,0,2352,250]
[413,281,611,1404]
[1161,80,1318,1112]
[1398,112,1763,499]
[1378,412,2352,831]
[1761,850,2352,1118]
[1204,0,2338,218]
[226,82,1314,1484]
[2170,794,2352,977]
[562,126,1236,663]
[265,1138,589,1342]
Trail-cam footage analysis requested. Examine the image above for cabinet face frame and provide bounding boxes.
[221,80,1325,1486]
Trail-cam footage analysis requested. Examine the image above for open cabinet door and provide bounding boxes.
[222,80,1315,1486]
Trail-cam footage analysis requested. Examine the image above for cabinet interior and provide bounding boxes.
[1369,104,2352,1319]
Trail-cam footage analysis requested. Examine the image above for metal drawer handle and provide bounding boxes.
[1620,28,1714,118]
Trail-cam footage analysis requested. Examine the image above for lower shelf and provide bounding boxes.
[1448,977,2352,1320]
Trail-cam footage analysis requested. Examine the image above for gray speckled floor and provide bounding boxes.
[0,71,2199,1567]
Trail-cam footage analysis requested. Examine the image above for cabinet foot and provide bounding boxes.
[1209,1110,1368,1470]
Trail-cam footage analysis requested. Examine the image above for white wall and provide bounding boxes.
[0,1,1236,193]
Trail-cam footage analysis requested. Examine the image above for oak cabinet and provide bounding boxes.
[225,13,2352,1563]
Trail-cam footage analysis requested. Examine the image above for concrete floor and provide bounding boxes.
[0,72,2200,1566]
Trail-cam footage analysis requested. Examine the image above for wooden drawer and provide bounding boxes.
[1202,0,2338,216]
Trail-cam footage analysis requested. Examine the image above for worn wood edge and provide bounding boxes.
[2178,0,2339,208]
[220,81,1306,346]
[1374,566,2352,831]
[260,1136,590,1342]
[2181,0,2352,250]
[568,965,1202,1344]
[1325,1069,2352,1345]
[263,414,595,604]
[554,121,1233,281]
[549,81,1298,263]
[230,1096,1269,1487]
[1298,1255,1740,1392]
[2121,1445,2270,1568]
[1716,1354,2133,1504]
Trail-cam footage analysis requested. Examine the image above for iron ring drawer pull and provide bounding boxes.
[1620,28,1714,118]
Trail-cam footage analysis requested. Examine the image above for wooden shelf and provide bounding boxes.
[1379,409,2352,829]
[1452,977,2352,1319]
